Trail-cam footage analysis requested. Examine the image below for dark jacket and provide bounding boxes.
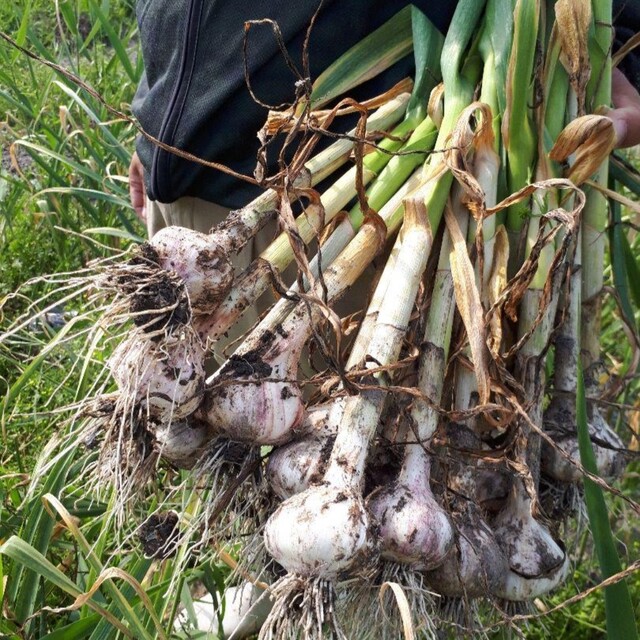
[615,0,640,89]
[132,0,456,208]
[132,0,639,209]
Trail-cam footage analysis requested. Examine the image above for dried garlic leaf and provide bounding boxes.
[446,206,491,405]
[555,0,592,114]
[487,225,509,356]
[549,114,616,185]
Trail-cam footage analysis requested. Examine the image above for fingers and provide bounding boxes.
[609,68,640,149]
[128,151,147,221]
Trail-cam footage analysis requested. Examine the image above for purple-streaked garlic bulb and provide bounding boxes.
[201,305,313,445]
[367,447,453,570]
[109,331,205,421]
[145,226,234,313]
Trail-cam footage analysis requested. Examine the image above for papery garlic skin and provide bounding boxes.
[109,333,205,421]
[149,227,234,313]
[264,484,374,578]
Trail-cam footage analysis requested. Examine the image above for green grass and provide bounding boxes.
[0,2,638,639]
[0,0,143,471]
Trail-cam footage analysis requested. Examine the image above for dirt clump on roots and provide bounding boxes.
[102,243,192,334]
[129,270,191,333]
[138,510,180,559]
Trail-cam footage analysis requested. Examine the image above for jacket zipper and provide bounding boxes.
[150,0,204,202]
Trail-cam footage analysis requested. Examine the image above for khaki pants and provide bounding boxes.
[146,196,278,364]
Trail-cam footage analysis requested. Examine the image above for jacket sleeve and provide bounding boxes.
[614,0,640,90]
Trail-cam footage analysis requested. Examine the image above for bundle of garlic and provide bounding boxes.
[3,0,638,638]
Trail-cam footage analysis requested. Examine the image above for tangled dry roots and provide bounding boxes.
[337,564,438,640]
[99,245,193,335]
[259,576,345,640]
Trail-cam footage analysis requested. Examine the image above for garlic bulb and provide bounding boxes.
[148,226,234,313]
[202,305,312,445]
[154,417,212,468]
[542,398,625,482]
[368,450,453,570]
[109,331,205,421]
[264,483,374,578]
[266,435,335,501]
[426,510,507,597]
[491,487,568,600]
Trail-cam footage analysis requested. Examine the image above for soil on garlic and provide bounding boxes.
[105,245,192,335]
[218,329,277,379]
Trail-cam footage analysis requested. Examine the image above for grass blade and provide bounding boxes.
[4,448,74,624]
[85,0,137,83]
[0,537,133,637]
[576,366,639,640]
[53,81,131,164]
[82,226,144,243]
[41,614,102,640]
[41,495,162,640]
[87,557,154,640]
[621,231,640,312]
[608,183,636,327]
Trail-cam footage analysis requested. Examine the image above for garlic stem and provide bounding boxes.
[199,108,431,343]
[201,170,425,445]
[325,194,433,486]
[214,93,411,255]
[264,188,433,578]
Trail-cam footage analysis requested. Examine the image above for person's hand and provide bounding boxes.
[129,151,147,221]
[609,68,640,149]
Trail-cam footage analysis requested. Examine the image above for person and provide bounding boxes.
[129,1,461,357]
[128,1,458,231]
[129,1,640,228]
[128,0,640,355]
[610,67,640,148]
